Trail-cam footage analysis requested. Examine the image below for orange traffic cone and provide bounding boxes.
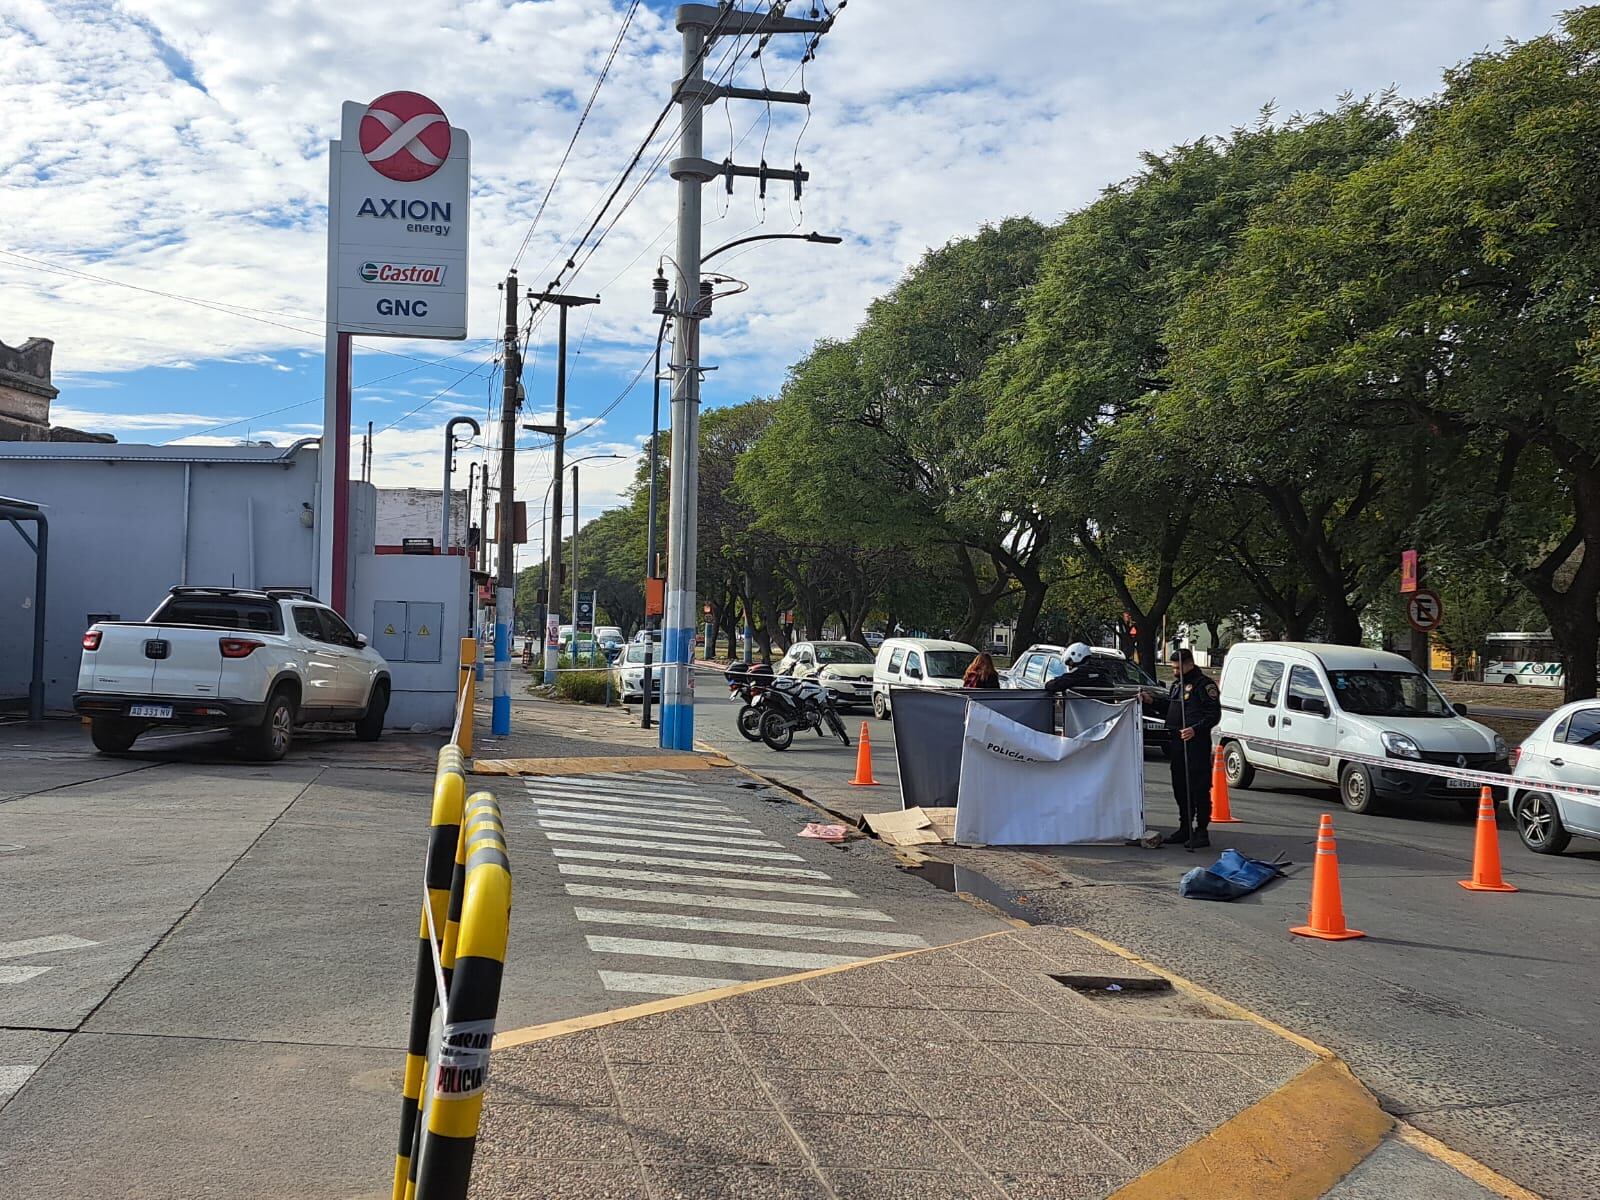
[848,721,879,787]
[1291,814,1365,940]
[1210,744,1239,824]
[1460,786,1517,893]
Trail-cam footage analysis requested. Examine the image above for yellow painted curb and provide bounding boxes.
[1394,1122,1542,1200]
[470,752,732,777]
[491,930,1013,1050]
[1107,1058,1391,1200]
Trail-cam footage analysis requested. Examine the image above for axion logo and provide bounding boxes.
[359,91,451,182]
[359,261,446,286]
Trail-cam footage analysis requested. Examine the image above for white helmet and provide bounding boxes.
[1065,642,1093,667]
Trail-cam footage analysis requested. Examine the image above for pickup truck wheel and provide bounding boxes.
[242,690,295,761]
[90,718,139,754]
[354,683,388,742]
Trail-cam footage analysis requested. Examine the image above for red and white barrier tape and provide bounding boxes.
[1262,735,1600,800]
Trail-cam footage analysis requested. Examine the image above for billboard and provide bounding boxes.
[328,91,470,340]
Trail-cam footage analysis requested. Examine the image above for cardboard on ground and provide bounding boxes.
[864,806,957,846]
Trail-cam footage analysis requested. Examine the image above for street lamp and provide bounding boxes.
[642,231,842,731]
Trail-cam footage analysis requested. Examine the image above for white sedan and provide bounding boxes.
[612,642,661,703]
[1507,699,1600,854]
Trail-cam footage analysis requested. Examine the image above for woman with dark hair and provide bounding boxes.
[963,653,1000,689]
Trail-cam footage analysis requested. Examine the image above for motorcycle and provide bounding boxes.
[757,674,851,751]
[725,662,774,742]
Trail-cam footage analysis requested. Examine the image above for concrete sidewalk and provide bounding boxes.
[471,926,1386,1200]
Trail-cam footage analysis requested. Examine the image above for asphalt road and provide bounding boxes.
[0,709,1003,1199]
[692,682,1600,1199]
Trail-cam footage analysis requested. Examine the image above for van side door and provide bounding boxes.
[1280,664,1338,782]
[1241,658,1287,772]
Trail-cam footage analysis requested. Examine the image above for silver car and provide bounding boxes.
[1508,700,1600,854]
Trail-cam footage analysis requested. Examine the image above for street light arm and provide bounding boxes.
[699,231,842,266]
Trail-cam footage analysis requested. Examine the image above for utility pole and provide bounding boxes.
[493,272,521,737]
[659,1,830,750]
[527,291,600,685]
[571,464,580,659]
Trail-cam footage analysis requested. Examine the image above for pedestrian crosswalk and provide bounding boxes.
[1,933,99,1106]
[519,770,926,998]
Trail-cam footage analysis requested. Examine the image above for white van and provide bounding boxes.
[871,637,980,719]
[1218,642,1508,815]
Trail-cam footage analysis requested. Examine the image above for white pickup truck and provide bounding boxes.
[74,586,391,760]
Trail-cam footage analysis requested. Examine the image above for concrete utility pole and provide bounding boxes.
[527,291,599,685]
[659,1,829,749]
[493,272,521,737]
[571,464,580,658]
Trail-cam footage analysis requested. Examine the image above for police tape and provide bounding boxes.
[1262,735,1600,800]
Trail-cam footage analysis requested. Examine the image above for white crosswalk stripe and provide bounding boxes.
[0,965,51,985]
[557,863,857,897]
[534,772,912,1001]
[552,848,831,879]
[0,935,98,960]
[563,884,894,921]
[535,818,781,847]
[524,797,739,824]
[542,830,804,861]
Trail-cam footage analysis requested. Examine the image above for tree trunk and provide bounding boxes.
[1520,484,1600,703]
[951,544,1011,645]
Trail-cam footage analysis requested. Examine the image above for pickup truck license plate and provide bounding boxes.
[129,704,174,719]
[1447,777,1477,789]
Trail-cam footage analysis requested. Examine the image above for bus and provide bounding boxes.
[1482,632,1564,687]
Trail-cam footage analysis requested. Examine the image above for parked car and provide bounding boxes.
[1217,642,1507,814]
[74,585,391,760]
[776,640,878,709]
[864,631,885,649]
[1003,643,1168,747]
[1506,700,1600,854]
[612,641,661,703]
[870,637,980,719]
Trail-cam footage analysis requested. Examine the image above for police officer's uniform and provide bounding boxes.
[1044,663,1114,697]
[1165,661,1221,848]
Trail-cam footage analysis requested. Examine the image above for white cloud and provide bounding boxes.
[50,406,237,431]
[1,0,1562,437]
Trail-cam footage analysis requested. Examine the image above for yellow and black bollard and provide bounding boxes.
[455,637,477,755]
[414,791,510,1200]
[391,750,467,1200]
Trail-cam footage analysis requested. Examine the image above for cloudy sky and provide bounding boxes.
[1,0,1560,540]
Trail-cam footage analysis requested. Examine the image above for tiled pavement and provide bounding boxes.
[470,927,1319,1200]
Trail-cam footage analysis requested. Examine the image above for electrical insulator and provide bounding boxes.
[699,280,714,317]
[651,268,669,316]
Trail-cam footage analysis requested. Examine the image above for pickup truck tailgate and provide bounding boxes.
[86,627,158,695]
[149,630,226,697]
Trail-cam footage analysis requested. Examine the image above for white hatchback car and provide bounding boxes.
[1507,700,1600,854]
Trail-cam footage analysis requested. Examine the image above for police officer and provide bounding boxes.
[1161,648,1220,850]
[1044,643,1115,698]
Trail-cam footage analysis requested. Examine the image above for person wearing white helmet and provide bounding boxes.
[1044,642,1113,696]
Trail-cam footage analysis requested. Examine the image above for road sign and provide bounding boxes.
[1400,550,1419,594]
[576,594,595,635]
[1406,589,1443,632]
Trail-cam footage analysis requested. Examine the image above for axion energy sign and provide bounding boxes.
[328,90,470,340]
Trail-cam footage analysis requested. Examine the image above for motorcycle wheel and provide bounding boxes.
[736,705,763,742]
[760,710,794,751]
[826,710,851,746]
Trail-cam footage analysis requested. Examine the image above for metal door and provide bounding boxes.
[372,601,408,663]
[1240,657,1286,771]
[406,602,443,664]
[1279,664,1337,782]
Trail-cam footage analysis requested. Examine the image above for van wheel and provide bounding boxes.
[872,692,889,721]
[241,690,295,762]
[1339,763,1379,815]
[90,718,139,754]
[1501,675,1518,686]
[354,683,388,742]
[1223,741,1254,789]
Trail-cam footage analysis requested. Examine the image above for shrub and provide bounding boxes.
[556,669,613,705]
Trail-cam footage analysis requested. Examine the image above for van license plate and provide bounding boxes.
[1447,777,1477,789]
[130,704,173,719]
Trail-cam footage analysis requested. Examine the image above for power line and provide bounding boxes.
[511,0,642,269]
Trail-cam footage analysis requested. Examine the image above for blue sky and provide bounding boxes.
[2,0,1562,534]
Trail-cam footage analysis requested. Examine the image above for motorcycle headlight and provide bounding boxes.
[1381,731,1422,761]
